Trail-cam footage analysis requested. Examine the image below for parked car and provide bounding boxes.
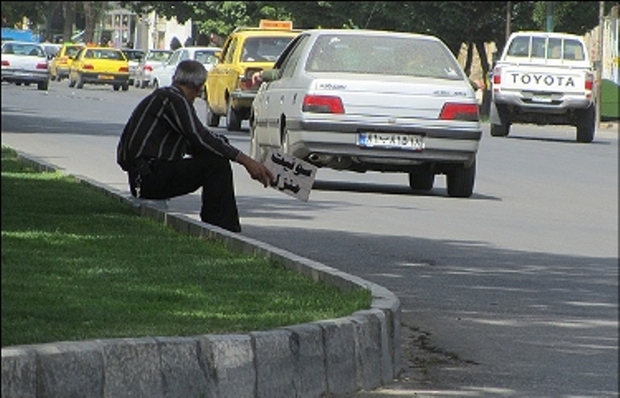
[121,48,145,86]
[68,46,129,91]
[150,46,220,90]
[49,42,84,81]
[206,20,300,131]
[250,29,482,198]
[1,41,50,90]
[134,49,172,89]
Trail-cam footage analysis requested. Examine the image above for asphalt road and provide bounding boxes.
[1,81,618,397]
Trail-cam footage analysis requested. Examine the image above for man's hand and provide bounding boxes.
[236,152,274,188]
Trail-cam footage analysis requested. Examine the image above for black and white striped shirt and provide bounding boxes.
[117,85,240,171]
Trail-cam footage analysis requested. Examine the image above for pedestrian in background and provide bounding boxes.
[116,60,274,233]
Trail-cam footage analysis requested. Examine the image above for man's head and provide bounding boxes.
[172,60,207,100]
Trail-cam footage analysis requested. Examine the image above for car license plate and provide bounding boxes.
[358,132,424,151]
[99,74,114,79]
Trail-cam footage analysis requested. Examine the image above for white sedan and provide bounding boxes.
[1,41,50,90]
[150,46,220,89]
[250,29,482,198]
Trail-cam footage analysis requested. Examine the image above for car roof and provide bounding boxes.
[2,40,43,46]
[300,29,442,41]
[509,31,584,40]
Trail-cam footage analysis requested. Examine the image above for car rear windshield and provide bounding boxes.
[241,36,296,62]
[506,35,586,61]
[305,34,464,80]
[123,50,144,61]
[195,50,218,65]
[2,43,44,57]
[84,49,125,60]
[148,51,171,62]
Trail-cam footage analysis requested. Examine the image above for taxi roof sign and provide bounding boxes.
[259,20,293,30]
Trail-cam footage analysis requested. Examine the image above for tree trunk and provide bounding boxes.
[475,40,491,117]
[82,1,95,44]
[464,41,474,77]
[62,1,76,42]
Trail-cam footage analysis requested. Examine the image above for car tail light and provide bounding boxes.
[119,66,129,72]
[83,64,94,70]
[585,72,593,91]
[302,95,345,114]
[1,60,9,66]
[239,67,263,91]
[36,62,48,70]
[492,66,501,85]
[439,103,479,121]
[144,65,153,72]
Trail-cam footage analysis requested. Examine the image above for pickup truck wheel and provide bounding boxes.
[576,105,595,143]
[206,105,220,127]
[490,123,510,137]
[408,171,435,191]
[226,102,242,131]
[446,159,476,198]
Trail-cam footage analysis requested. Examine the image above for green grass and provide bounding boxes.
[1,146,371,348]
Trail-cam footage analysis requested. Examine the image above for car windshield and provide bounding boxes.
[2,43,44,56]
[241,37,295,62]
[305,34,464,80]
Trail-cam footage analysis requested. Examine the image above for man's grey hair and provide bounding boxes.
[172,60,207,89]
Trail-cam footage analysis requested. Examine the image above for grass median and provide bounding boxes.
[1,146,371,348]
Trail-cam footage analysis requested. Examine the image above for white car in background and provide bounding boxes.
[150,46,220,89]
[1,41,50,90]
[250,29,482,198]
[134,49,172,89]
[121,48,145,87]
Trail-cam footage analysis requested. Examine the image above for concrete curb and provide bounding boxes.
[2,153,402,398]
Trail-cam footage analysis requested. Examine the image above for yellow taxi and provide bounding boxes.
[49,43,84,81]
[205,20,300,131]
[68,46,130,91]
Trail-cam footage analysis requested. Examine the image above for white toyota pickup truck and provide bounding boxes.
[490,31,596,143]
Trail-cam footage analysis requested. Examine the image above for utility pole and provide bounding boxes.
[596,1,605,128]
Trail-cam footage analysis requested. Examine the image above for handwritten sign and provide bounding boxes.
[264,150,317,202]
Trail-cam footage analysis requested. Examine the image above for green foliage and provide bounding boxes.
[1,1,48,28]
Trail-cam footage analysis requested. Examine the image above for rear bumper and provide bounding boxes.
[282,120,481,172]
[2,69,49,83]
[493,90,593,111]
[79,72,129,85]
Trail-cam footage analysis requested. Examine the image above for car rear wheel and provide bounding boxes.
[37,80,49,91]
[122,83,129,91]
[140,80,147,89]
[68,78,75,88]
[206,105,220,127]
[226,101,242,131]
[576,104,595,143]
[76,74,84,89]
[446,159,476,198]
[489,102,511,137]
[249,124,266,162]
[113,84,120,91]
[408,171,435,191]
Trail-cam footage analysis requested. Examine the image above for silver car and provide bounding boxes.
[134,49,172,89]
[250,29,482,198]
[1,41,50,90]
[121,48,145,87]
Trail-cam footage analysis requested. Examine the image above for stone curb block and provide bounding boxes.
[2,153,402,398]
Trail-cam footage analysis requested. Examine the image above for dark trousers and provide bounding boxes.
[128,154,241,232]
